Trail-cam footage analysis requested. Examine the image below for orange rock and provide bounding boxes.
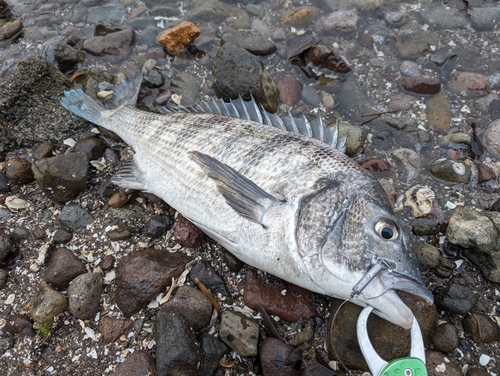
[157,21,200,52]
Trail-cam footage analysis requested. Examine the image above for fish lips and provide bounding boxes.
[380,270,434,305]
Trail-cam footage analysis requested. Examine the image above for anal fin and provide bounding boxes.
[189,151,284,228]
[111,156,146,190]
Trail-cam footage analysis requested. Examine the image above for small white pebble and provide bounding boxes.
[5,294,15,305]
[479,354,491,366]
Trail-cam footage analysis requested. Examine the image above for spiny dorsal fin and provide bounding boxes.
[162,96,346,153]
[189,151,284,228]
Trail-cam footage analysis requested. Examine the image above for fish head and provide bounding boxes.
[298,186,433,329]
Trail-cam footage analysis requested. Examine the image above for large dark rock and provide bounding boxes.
[42,247,87,289]
[0,56,89,151]
[115,248,191,317]
[68,272,103,320]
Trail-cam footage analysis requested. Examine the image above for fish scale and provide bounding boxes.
[60,74,434,329]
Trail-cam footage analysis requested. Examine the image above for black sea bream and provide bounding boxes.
[61,74,433,329]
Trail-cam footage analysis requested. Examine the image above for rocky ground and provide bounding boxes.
[1,0,500,375]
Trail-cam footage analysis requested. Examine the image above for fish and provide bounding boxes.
[60,73,433,329]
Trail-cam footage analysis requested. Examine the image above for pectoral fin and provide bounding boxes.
[111,156,146,190]
[189,151,283,228]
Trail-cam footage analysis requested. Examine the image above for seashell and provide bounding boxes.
[404,185,435,218]
[97,90,114,100]
[5,196,30,210]
[452,162,467,175]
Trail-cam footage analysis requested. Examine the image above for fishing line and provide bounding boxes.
[329,297,352,371]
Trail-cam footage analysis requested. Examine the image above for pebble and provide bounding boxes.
[42,247,87,290]
[53,42,85,71]
[145,215,172,238]
[250,19,271,37]
[173,214,206,248]
[359,158,391,178]
[68,272,103,320]
[114,248,191,317]
[357,33,373,48]
[212,43,279,113]
[170,72,202,107]
[83,27,135,62]
[476,163,496,183]
[5,156,34,185]
[483,119,500,159]
[280,7,317,27]
[338,122,366,157]
[32,152,89,203]
[98,316,134,343]
[219,310,260,357]
[320,10,358,31]
[243,269,315,323]
[86,3,127,24]
[300,85,321,107]
[352,0,381,12]
[400,77,441,96]
[221,31,276,56]
[0,19,23,42]
[108,192,130,208]
[425,351,462,376]
[435,283,479,315]
[463,312,500,343]
[100,255,115,271]
[420,5,468,29]
[157,21,200,53]
[429,159,471,184]
[200,332,229,376]
[448,72,490,98]
[109,350,156,376]
[467,368,491,376]
[30,283,68,326]
[4,314,35,337]
[425,90,452,134]
[0,232,13,262]
[468,6,500,31]
[71,137,107,160]
[390,148,421,182]
[400,60,419,77]
[489,99,500,120]
[390,32,438,60]
[106,224,132,241]
[384,11,408,28]
[160,285,213,330]
[188,260,231,298]
[446,209,500,282]
[222,250,244,272]
[432,323,460,353]
[52,229,73,244]
[276,76,302,107]
[58,203,95,232]
[260,338,299,376]
[155,312,203,376]
[414,243,440,269]
[33,142,57,160]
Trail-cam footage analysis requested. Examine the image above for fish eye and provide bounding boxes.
[374,219,399,240]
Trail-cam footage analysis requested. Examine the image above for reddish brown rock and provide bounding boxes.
[157,21,200,53]
[98,316,134,343]
[114,248,191,317]
[0,19,23,42]
[243,269,315,322]
[477,163,496,183]
[173,214,206,248]
[463,312,500,343]
[426,350,462,376]
[42,247,87,290]
[5,156,34,185]
[359,158,392,178]
[260,338,300,376]
[106,224,132,241]
[448,72,490,98]
[425,90,451,134]
[281,7,317,27]
[4,314,35,337]
[110,350,156,376]
[400,76,441,95]
[277,76,302,107]
[108,192,130,208]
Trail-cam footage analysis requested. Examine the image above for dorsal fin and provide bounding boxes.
[161,96,347,152]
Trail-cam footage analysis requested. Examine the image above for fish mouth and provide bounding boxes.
[380,270,434,305]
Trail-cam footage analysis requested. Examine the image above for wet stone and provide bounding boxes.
[30,283,68,326]
[52,229,73,244]
[281,6,317,27]
[5,156,34,185]
[483,119,500,160]
[71,137,107,160]
[0,19,23,42]
[200,332,229,376]
[468,6,500,31]
[58,203,94,232]
[108,192,130,208]
[338,123,366,157]
[110,350,155,376]
[384,11,408,27]
[106,224,132,241]
[68,272,103,320]
[145,215,173,239]
[489,99,500,120]
[159,285,212,331]
[33,142,57,160]
[155,312,203,376]
[463,312,500,343]
[477,163,496,183]
[359,158,391,178]
[86,3,127,24]
[212,42,279,113]
[400,60,419,76]
[429,159,470,184]
[170,72,202,107]
[357,32,373,48]
[467,368,491,376]
[32,152,89,204]
[157,21,200,53]
[115,248,191,317]
[83,27,135,62]
[425,351,462,376]
[420,5,469,29]
[221,31,276,56]
[173,214,206,248]
[42,247,87,290]
[320,10,358,31]
[390,32,438,60]
[260,337,300,376]
[434,257,456,279]
[98,316,134,343]
[435,284,478,315]
[400,76,441,95]
[243,270,315,323]
[188,260,231,298]
[219,310,259,357]
[448,72,490,98]
[0,269,8,290]
[100,255,115,271]
[4,314,35,337]
[9,226,29,242]
[0,232,13,262]
[277,76,302,107]
[53,42,85,71]
[432,323,460,353]
[425,90,451,134]
[414,243,440,269]
[0,171,10,193]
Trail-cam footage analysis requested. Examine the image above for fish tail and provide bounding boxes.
[60,88,105,126]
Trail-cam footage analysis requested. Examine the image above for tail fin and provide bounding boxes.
[60,89,106,126]
[60,72,143,126]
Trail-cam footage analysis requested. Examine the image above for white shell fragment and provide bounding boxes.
[452,162,467,175]
[404,185,435,217]
[5,196,30,210]
[97,90,114,100]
